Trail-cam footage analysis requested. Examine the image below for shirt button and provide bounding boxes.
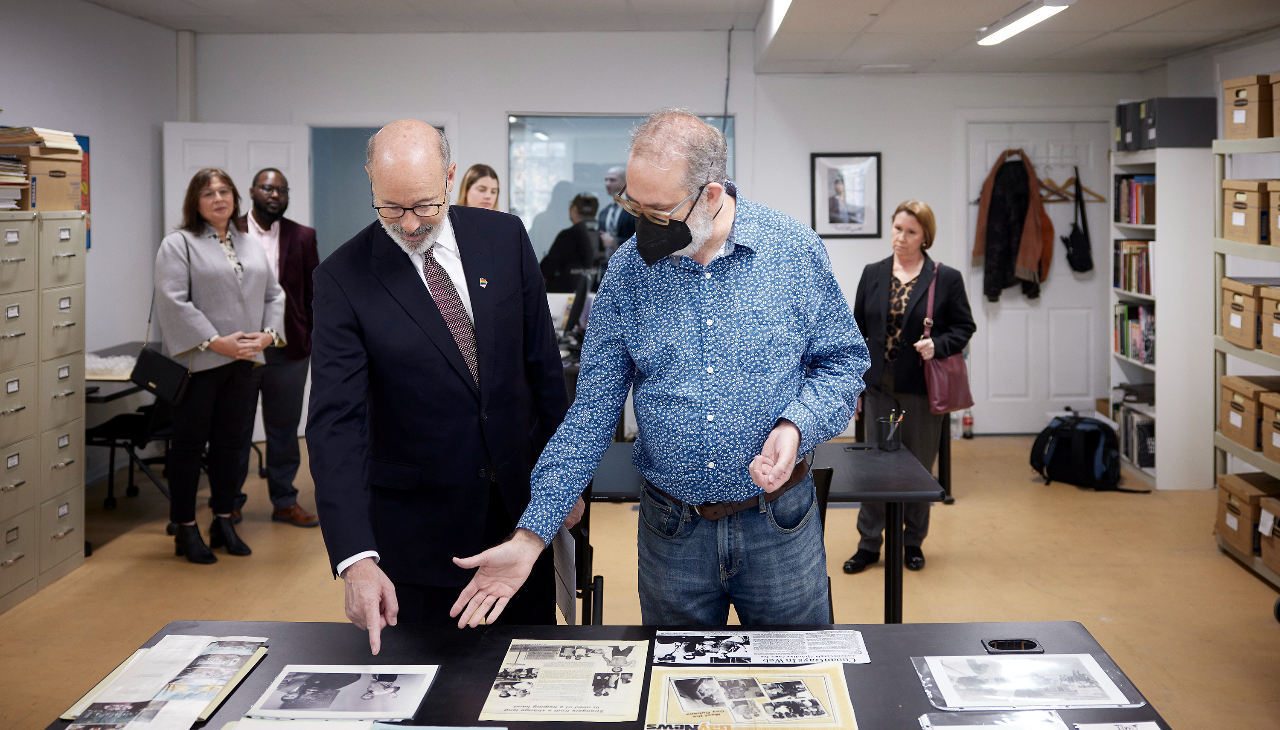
[477,468,487,478]
[707,461,716,469]
[706,318,714,326]
[706,366,714,374]
[704,272,712,279]
[707,414,714,421]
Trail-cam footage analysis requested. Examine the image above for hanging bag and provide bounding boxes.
[130,238,194,403]
[921,262,974,415]
[1060,165,1094,273]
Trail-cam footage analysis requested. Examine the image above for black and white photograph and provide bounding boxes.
[496,667,538,681]
[654,634,751,664]
[199,640,262,656]
[810,152,881,238]
[761,680,815,701]
[763,698,829,720]
[728,698,764,722]
[716,678,765,700]
[70,701,164,728]
[557,645,602,661]
[248,665,438,720]
[190,653,246,669]
[671,677,729,711]
[925,654,1130,709]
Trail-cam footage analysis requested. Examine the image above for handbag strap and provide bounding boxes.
[143,236,194,349]
[922,260,938,340]
[1073,166,1090,240]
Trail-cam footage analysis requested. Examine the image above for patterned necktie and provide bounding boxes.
[422,246,479,387]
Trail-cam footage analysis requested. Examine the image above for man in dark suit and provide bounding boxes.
[306,120,575,652]
[233,168,321,527]
[596,166,635,254]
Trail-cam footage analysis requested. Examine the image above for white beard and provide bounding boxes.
[380,206,448,255]
[671,198,716,259]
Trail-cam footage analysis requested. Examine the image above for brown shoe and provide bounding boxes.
[272,503,319,527]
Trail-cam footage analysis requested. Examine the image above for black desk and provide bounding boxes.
[812,442,945,625]
[44,620,1169,730]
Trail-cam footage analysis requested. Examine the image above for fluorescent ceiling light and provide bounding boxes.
[534,131,549,141]
[977,0,1074,46]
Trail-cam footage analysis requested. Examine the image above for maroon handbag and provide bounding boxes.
[922,262,974,415]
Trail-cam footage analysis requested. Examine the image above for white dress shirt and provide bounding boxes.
[244,210,281,281]
[336,213,472,578]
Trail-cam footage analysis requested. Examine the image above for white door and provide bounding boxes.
[965,122,1111,434]
[162,122,312,441]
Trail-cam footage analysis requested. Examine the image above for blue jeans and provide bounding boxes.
[637,473,830,626]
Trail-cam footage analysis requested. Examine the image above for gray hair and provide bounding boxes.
[629,109,727,194]
[366,125,452,175]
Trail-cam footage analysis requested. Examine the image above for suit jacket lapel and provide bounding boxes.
[277,217,294,277]
[903,254,936,322]
[370,226,480,399]
[872,255,893,334]
[451,208,495,408]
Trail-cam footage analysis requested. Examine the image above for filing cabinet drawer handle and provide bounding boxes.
[0,258,26,264]
[53,253,77,259]
[0,406,25,416]
[51,527,74,540]
[53,322,76,329]
[0,553,23,567]
[0,332,26,340]
[53,458,76,469]
[0,480,23,492]
[52,389,75,399]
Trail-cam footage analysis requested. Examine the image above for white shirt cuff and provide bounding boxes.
[336,551,379,577]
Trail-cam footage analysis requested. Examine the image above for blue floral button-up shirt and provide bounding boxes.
[517,185,870,544]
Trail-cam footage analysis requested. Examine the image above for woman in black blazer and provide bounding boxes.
[846,200,975,575]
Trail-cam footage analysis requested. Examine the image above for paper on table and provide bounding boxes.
[923,654,1131,710]
[918,709,1068,728]
[1260,509,1276,537]
[62,649,148,719]
[646,662,856,729]
[479,639,648,723]
[247,664,438,721]
[1073,723,1160,730]
[235,719,375,730]
[655,630,870,665]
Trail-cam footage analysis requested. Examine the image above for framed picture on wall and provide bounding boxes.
[810,152,881,238]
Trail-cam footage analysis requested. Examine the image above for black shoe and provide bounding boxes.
[905,546,926,571]
[843,549,880,574]
[174,524,216,564]
[208,516,252,556]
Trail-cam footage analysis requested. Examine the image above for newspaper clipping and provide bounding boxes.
[655,631,869,665]
[478,639,649,723]
[922,654,1131,710]
[646,662,857,729]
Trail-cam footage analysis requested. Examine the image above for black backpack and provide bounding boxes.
[1059,166,1094,273]
[1030,415,1145,492]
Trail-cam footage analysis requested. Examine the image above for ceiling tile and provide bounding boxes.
[754,59,830,73]
[1127,0,1280,32]
[775,0,891,34]
[85,0,215,18]
[632,12,738,31]
[941,31,1103,60]
[1053,30,1234,59]
[833,31,972,64]
[1038,0,1185,33]
[294,0,417,16]
[762,31,854,61]
[183,0,314,18]
[865,0,1026,33]
[145,15,250,32]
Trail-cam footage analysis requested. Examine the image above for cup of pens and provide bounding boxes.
[877,413,903,451]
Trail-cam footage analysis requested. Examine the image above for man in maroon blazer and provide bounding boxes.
[234,168,321,527]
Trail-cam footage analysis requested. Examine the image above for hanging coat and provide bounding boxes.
[972,148,1054,301]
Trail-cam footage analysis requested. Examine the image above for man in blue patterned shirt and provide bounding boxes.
[451,110,869,627]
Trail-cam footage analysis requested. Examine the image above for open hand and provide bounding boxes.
[342,558,399,654]
[451,529,544,628]
[749,419,801,492]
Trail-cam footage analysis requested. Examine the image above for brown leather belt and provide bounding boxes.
[646,460,811,521]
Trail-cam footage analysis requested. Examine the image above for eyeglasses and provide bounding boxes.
[614,184,706,225]
[372,201,447,220]
[255,184,289,195]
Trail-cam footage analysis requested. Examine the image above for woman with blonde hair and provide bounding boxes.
[455,164,500,210]
[845,199,975,575]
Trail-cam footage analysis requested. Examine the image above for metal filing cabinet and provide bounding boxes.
[39,420,82,504]
[0,508,38,613]
[0,212,38,295]
[0,291,38,372]
[0,365,38,448]
[40,285,84,361]
[37,211,86,290]
[0,438,36,523]
[38,484,83,587]
[38,354,84,434]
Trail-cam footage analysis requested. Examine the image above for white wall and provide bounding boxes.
[0,0,176,353]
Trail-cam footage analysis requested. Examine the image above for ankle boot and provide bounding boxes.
[208,515,251,556]
[174,524,217,564]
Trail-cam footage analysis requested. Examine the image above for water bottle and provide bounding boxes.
[961,409,974,439]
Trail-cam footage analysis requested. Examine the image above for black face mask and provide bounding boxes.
[634,186,705,267]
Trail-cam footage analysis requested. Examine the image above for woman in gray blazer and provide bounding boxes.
[155,168,286,564]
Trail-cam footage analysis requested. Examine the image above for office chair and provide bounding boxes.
[85,401,173,509]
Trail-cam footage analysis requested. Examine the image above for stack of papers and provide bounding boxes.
[63,635,268,729]
[0,154,25,210]
[0,126,81,151]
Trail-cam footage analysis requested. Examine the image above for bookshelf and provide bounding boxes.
[1110,148,1215,489]
[1212,138,1280,484]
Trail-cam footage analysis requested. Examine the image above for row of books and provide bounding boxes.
[1119,406,1155,469]
[0,126,80,151]
[1112,239,1152,294]
[1114,174,1156,225]
[1114,303,1155,364]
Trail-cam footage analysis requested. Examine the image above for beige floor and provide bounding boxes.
[1,437,1277,729]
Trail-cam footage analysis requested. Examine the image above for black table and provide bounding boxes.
[44,620,1169,730]
[812,442,946,625]
[84,341,157,403]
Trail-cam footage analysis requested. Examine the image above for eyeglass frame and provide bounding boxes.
[371,181,452,220]
[253,184,289,196]
[614,183,707,225]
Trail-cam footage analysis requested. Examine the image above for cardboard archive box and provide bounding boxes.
[1263,392,1280,464]
[1220,375,1280,450]
[1260,496,1280,574]
[1262,288,1280,356]
[0,147,82,213]
[1221,278,1280,349]
[1139,97,1216,149]
[1273,73,1280,137]
[1224,75,1274,139]
[1222,179,1274,245]
[1216,472,1280,555]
